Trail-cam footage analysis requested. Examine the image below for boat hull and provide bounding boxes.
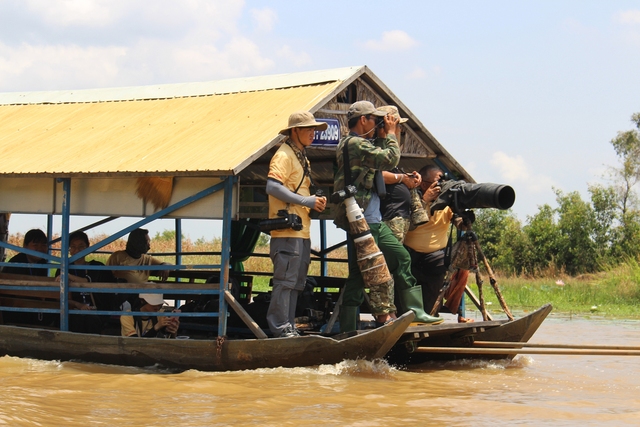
[0,312,415,371]
[388,304,553,364]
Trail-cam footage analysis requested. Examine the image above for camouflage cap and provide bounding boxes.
[377,105,408,123]
[347,100,386,119]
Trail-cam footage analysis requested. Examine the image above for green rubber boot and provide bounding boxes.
[398,287,444,325]
[338,305,359,333]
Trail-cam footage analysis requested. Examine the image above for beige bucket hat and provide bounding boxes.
[279,111,328,135]
[377,105,408,123]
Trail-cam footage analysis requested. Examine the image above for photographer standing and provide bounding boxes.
[333,101,443,333]
[404,165,473,322]
[265,111,327,338]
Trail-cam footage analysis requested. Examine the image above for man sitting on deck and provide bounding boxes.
[2,229,54,326]
[107,228,170,284]
[120,293,180,338]
[3,229,48,276]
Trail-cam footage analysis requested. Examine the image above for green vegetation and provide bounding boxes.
[474,260,640,319]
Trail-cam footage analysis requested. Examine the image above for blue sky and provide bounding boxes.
[2,0,639,245]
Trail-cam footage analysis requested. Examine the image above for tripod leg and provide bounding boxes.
[474,241,514,321]
[430,269,453,316]
[464,285,493,321]
[475,270,490,321]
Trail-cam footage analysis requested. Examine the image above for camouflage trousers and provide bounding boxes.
[367,278,395,315]
[383,216,411,244]
[342,222,416,316]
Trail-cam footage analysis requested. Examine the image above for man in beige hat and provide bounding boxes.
[265,111,328,338]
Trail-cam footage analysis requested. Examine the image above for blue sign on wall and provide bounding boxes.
[312,118,341,145]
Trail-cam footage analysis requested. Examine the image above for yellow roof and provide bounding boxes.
[0,68,356,177]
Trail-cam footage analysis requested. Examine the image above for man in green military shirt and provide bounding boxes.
[333,101,442,333]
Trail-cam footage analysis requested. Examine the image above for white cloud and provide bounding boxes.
[490,151,554,193]
[250,7,278,32]
[0,42,127,89]
[277,45,311,67]
[25,0,123,27]
[615,9,640,25]
[362,30,418,52]
[0,0,278,89]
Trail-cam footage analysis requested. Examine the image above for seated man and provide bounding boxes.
[3,229,49,276]
[120,293,180,338]
[107,228,170,283]
[56,230,117,333]
[2,229,53,325]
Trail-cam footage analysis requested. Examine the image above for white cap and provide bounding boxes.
[139,293,164,306]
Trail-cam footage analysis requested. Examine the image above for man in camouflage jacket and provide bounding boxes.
[333,101,444,332]
[333,100,399,331]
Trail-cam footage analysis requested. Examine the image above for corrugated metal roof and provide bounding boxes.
[0,68,358,177]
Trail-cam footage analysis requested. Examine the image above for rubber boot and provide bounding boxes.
[338,305,359,333]
[398,286,444,325]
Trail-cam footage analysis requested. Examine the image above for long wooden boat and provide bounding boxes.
[0,311,415,372]
[388,304,552,365]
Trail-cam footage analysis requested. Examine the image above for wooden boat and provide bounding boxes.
[0,68,550,371]
[0,311,415,372]
[387,303,553,364]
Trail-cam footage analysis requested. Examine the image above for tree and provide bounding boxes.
[471,209,528,274]
[554,189,597,274]
[603,112,640,260]
[609,112,640,215]
[588,184,619,263]
[523,204,561,274]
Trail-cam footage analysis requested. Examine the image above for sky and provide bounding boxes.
[2,0,640,246]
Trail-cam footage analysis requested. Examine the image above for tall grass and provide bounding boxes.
[479,260,640,319]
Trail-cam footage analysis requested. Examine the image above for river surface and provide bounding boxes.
[0,314,638,426]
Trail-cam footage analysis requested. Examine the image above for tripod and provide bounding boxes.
[430,218,514,322]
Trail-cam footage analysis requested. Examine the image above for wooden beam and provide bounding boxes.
[224,290,267,340]
[413,346,640,356]
[473,341,640,351]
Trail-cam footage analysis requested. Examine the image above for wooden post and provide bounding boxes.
[224,290,267,339]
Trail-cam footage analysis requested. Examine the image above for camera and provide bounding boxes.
[437,172,450,185]
[330,185,357,204]
[259,209,303,233]
[430,179,516,215]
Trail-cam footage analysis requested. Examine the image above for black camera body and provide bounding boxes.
[430,179,516,215]
[330,185,357,204]
[259,209,303,233]
[437,172,450,185]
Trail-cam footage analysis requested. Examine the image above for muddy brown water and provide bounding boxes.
[0,315,638,426]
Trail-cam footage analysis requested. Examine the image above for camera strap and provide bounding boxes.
[285,139,313,196]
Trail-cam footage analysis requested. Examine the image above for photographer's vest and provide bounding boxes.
[267,141,312,239]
